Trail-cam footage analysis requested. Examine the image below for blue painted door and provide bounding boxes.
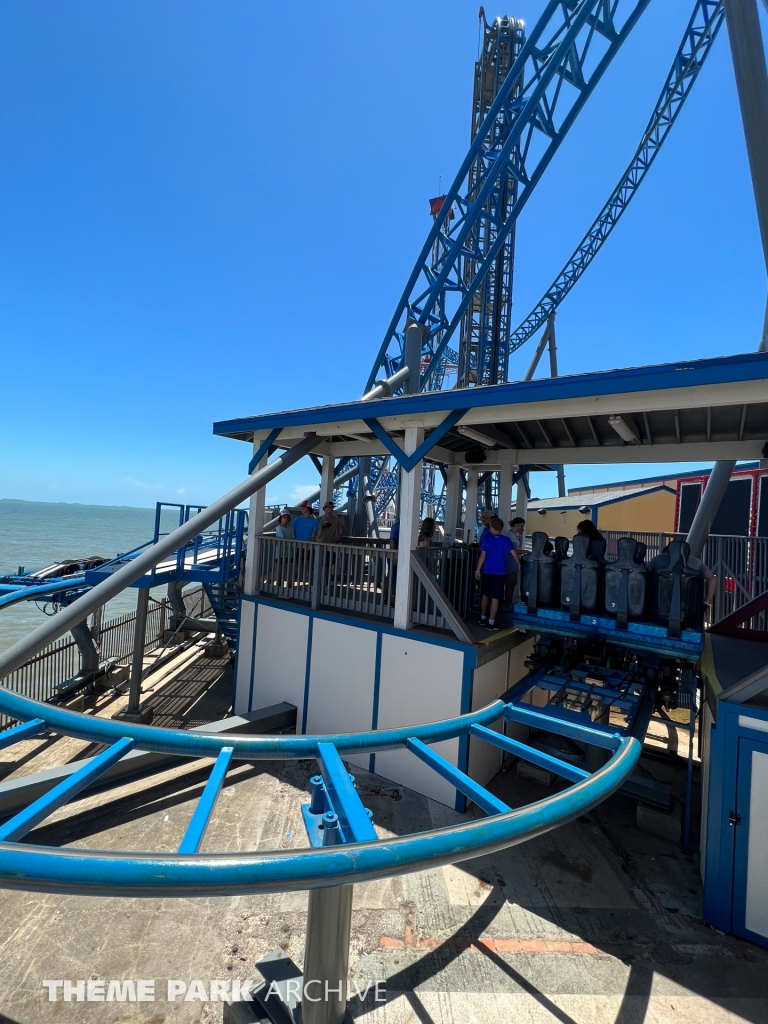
[733,737,768,948]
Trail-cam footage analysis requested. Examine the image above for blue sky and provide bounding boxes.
[0,1,765,511]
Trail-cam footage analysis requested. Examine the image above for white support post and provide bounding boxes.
[243,445,269,596]
[444,464,461,543]
[514,474,529,523]
[464,469,479,544]
[319,456,334,507]
[498,463,514,532]
[393,427,424,630]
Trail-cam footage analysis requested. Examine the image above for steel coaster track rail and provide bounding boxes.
[509,0,725,355]
[366,0,654,393]
[0,681,653,896]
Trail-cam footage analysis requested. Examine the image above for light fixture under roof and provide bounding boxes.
[608,415,641,444]
[457,425,498,447]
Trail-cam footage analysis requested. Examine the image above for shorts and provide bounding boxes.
[481,573,506,601]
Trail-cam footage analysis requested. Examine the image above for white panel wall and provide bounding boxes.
[504,636,537,743]
[305,618,378,770]
[375,635,465,807]
[468,654,508,786]
[233,600,256,715]
[507,636,534,689]
[251,604,309,717]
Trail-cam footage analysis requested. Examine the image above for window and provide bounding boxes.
[678,482,702,533]
[711,478,752,537]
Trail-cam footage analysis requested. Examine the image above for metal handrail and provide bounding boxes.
[256,535,396,619]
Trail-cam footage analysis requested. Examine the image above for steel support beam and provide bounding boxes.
[69,620,100,676]
[688,0,768,553]
[464,469,479,544]
[724,0,768,270]
[687,459,736,557]
[393,427,424,630]
[123,589,151,720]
[303,883,354,1024]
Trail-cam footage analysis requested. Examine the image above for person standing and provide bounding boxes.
[275,511,295,540]
[504,516,526,608]
[274,511,295,589]
[418,518,436,547]
[317,501,347,544]
[293,501,319,542]
[475,516,518,630]
[509,516,526,547]
[476,509,494,544]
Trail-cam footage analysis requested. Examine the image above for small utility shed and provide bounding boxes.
[701,595,768,948]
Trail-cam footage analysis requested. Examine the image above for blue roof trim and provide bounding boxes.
[567,461,762,494]
[213,352,768,437]
[532,484,675,512]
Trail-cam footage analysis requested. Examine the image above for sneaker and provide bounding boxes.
[486,621,500,632]
[479,616,488,624]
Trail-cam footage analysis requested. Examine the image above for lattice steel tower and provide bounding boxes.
[457,12,524,388]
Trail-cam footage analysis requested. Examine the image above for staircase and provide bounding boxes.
[204,581,240,652]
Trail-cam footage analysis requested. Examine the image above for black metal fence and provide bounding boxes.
[0,586,210,729]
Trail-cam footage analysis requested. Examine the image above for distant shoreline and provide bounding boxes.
[0,498,155,511]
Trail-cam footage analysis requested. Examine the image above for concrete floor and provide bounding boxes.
[0,715,767,1024]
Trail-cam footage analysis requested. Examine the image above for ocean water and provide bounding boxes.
[0,499,180,654]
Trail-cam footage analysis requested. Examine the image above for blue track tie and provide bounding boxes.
[470,724,590,784]
[316,743,377,844]
[406,737,510,816]
[0,737,134,843]
[0,719,46,751]
[504,704,621,751]
[178,746,234,854]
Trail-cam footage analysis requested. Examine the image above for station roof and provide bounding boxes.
[213,352,768,468]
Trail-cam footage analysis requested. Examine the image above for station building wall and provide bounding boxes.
[596,487,676,533]
[233,595,532,810]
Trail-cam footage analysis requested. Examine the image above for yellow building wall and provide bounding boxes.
[527,510,587,539]
[596,488,676,533]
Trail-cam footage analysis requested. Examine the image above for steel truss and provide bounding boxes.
[509,0,724,354]
[366,0,654,394]
[457,14,524,389]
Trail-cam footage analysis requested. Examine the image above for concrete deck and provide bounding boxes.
[0,721,766,1024]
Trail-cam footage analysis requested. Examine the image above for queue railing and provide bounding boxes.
[255,536,396,620]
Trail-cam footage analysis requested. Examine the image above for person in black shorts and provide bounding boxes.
[475,516,518,630]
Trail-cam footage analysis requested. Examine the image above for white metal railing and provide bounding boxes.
[255,537,397,619]
[600,530,683,561]
[703,535,768,625]
[579,531,768,625]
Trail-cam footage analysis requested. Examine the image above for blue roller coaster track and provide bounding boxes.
[366,0,724,394]
[0,671,653,895]
[509,0,724,356]
[0,0,728,918]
